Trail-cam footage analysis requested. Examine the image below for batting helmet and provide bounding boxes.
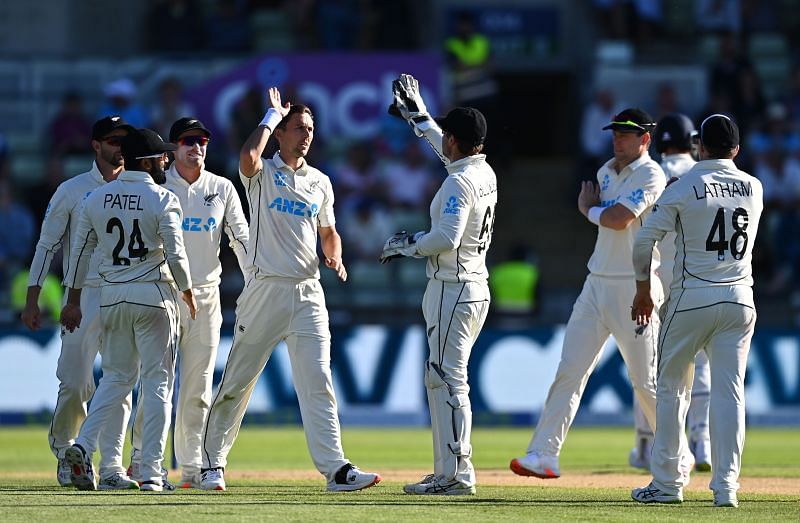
[654,113,696,154]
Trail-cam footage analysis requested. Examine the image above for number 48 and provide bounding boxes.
[705,207,749,261]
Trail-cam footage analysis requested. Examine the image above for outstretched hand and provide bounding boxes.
[267,86,291,118]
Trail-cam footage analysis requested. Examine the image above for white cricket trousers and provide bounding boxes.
[201,277,348,481]
[529,274,661,456]
[75,282,179,483]
[651,287,756,498]
[131,285,221,476]
[50,286,130,476]
[422,279,490,487]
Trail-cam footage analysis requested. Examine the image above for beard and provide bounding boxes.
[148,163,167,184]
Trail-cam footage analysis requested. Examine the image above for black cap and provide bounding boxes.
[700,114,739,149]
[169,117,212,143]
[602,108,656,133]
[92,115,134,140]
[435,107,487,147]
[654,113,697,153]
[121,128,178,159]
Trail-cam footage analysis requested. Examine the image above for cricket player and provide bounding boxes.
[510,108,676,480]
[631,114,762,508]
[127,118,249,489]
[629,113,712,472]
[61,128,196,492]
[21,116,135,488]
[199,87,380,492]
[383,74,497,496]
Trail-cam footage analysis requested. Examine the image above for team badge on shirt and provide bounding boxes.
[444,196,460,215]
[203,193,220,206]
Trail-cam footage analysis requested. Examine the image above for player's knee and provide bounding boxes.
[424,362,448,390]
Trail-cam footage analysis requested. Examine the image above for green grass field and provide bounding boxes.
[1,425,798,522]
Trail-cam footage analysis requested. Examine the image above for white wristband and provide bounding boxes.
[587,206,604,226]
[259,108,283,132]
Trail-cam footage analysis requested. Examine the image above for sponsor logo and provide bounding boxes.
[268,197,319,218]
[627,188,645,206]
[443,196,460,215]
[183,217,217,232]
[273,172,288,187]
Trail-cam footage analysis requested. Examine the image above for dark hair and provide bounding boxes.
[703,144,736,159]
[276,104,313,130]
[121,151,145,170]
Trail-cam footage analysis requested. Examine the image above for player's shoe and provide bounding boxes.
[139,479,176,493]
[200,467,226,491]
[326,463,381,492]
[126,461,140,483]
[99,472,140,490]
[404,477,475,496]
[713,491,738,508]
[65,444,96,491]
[402,473,437,494]
[57,457,72,487]
[509,451,560,479]
[690,437,711,472]
[631,482,683,504]
[180,471,202,489]
[628,437,652,470]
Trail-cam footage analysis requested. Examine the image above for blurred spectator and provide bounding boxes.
[340,198,394,263]
[580,88,623,178]
[444,11,497,119]
[708,33,751,106]
[653,82,680,121]
[314,0,363,49]
[149,76,197,141]
[732,65,768,140]
[381,141,438,211]
[331,141,385,213]
[741,0,778,34]
[593,0,663,42]
[145,0,205,53]
[696,0,741,34]
[782,66,800,127]
[0,179,35,287]
[206,0,252,53]
[488,244,540,317]
[47,91,92,157]
[97,78,148,128]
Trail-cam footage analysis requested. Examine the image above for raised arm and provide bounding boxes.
[239,87,291,178]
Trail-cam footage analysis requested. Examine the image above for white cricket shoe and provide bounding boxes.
[690,437,711,472]
[631,482,683,504]
[326,463,381,492]
[404,477,475,496]
[99,472,140,490]
[126,461,140,483]
[180,471,202,489]
[57,457,72,487]
[64,444,96,491]
[714,491,738,508]
[510,451,560,479]
[200,468,226,491]
[139,479,176,493]
[403,473,437,494]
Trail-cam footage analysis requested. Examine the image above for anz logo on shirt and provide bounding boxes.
[443,196,461,215]
[183,217,218,232]
[268,197,320,218]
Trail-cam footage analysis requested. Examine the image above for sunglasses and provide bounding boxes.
[178,135,209,147]
[102,136,125,147]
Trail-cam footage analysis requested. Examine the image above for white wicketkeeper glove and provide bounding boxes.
[379,231,425,264]
[388,74,435,137]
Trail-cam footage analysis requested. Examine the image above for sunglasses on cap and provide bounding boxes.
[609,119,656,133]
[177,135,210,147]
[101,136,125,147]
[135,152,170,161]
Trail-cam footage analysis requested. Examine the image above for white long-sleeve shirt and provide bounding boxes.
[633,159,763,299]
[656,153,696,293]
[28,162,106,288]
[588,153,666,277]
[165,165,248,287]
[65,170,192,292]
[240,152,336,280]
[415,154,498,283]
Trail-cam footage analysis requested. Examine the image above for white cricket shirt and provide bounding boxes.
[240,152,335,280]
[65,170,192,292]
[28,162,107,288]
[165,165,249,287]
[657,153,696,292]
[634,159,763,299]
[588,153,666,277]
[415,154,498,283]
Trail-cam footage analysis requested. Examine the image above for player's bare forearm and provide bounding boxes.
[239,126,271,178]
[320,226,347,281]
[66,287,82,306]
[21,286,42,331]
